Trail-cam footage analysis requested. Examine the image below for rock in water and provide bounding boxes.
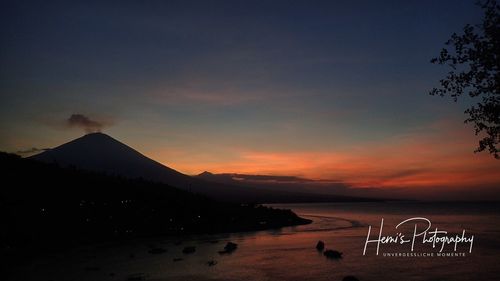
[225,242,238,251]
[218,242,238,254]
[316,240,325,251]
[323,249,343,259]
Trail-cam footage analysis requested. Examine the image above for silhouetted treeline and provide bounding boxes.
[0,152,310,256]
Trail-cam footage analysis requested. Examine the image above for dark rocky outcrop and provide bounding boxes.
[323,249,343,259]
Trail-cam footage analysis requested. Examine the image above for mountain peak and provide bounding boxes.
[198,171,214,177]
[80,131,115,141]
[84,131,106,136]
[29,132,180,178]
[54,132,130,151]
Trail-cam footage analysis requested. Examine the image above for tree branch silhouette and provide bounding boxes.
[430,0,499,159]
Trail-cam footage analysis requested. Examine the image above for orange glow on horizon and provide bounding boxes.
[146,119,500,191]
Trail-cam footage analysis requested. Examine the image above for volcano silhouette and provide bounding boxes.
[31,133,190,186]
[30,133,243,199]
[30,133,374,203]
[29,133,292,202]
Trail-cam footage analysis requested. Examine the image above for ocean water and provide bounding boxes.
[11,202,500,281]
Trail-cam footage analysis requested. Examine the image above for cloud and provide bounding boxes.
[216,173,318,183]
[16,147,51,155]
[66,114,105,133]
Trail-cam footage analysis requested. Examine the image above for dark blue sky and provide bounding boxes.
[1,0,498,197]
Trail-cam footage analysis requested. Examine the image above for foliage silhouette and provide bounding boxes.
[430,0,500,158]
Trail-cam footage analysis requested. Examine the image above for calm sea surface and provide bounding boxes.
[12,202,500,281]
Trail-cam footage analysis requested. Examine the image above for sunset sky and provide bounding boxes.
[1,0,499,199]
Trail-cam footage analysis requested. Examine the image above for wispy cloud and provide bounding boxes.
[148,81,266,106]
[16,147,51,156]
[66,114,107,133]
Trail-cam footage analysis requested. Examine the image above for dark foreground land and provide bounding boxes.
[0,152,310,272]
